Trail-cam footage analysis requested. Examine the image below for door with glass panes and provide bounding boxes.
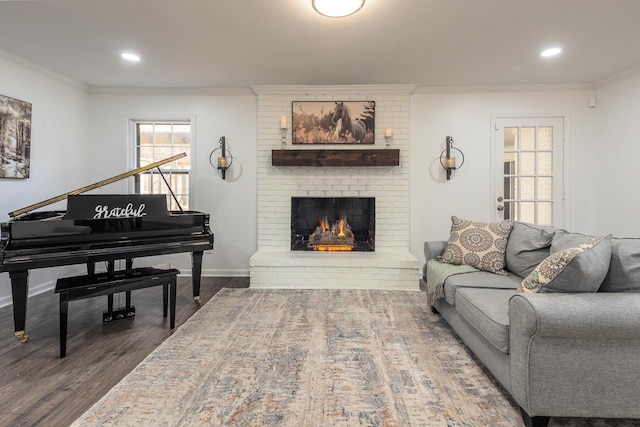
[493,117,564,227]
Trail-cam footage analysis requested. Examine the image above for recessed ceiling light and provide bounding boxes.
[121,52,141,62]
[540,47,562,58]
[312,0,365,18]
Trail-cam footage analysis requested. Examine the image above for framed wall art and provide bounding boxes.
[292,100,374,144]
[0,94,32,179]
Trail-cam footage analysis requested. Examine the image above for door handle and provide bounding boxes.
[497,205,504,211]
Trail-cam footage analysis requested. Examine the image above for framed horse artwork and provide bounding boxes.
[292,101,375,144]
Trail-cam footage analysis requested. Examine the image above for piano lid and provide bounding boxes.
[8,152,186,218]
[64,194,170,220]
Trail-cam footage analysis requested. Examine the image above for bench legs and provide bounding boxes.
[160,278,176,328]
[59,293,69,358]
[59,273,177,358]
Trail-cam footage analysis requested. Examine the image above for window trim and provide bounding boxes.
[126,114,196,210]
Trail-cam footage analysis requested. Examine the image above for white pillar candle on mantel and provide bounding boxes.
[280,116,287,129]
[384,128,392,137]
[445,157,456,169]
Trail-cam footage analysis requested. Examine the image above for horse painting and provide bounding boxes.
[332,102,367,143]
[291,100,374,144]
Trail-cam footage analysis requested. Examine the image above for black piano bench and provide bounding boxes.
[54,266,180,358]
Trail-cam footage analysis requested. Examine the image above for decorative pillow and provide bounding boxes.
[517,235,612,293]
[505,222,555,278]
[600,237,640,292]
[442,216,514,275]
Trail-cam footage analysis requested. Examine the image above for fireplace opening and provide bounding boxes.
[291,197,375,252]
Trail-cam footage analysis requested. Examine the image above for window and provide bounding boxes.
[494,117,564,227]
[134,121,192,211]
[502,126,554,224]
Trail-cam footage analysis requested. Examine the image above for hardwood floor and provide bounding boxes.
[0,276,249,426]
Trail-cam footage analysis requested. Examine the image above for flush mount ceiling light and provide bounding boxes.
[540,47,562,58]
[121,52,141,62]
[312,0,365,17]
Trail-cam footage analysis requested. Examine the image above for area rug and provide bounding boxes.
[72,289,631,426]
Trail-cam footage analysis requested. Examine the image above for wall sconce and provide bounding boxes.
[280,115,288,148]
[439,136,465,180]
[209,136,233,179]
[384,128,393,147]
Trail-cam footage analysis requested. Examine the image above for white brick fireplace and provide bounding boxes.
[250,85,420,290]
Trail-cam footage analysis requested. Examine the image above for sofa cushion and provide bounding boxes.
[550,229,594,253]
[443,271,521,305]
[518,235,612,293]
[505,221,555,277]
[455,288,514,354]
[442,216,513,275]
[599,238,640,293]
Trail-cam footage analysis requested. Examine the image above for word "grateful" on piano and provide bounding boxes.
[93,203,147,219]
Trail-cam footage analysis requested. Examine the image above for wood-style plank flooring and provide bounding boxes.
[0,276,249,426]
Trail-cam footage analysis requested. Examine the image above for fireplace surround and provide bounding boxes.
[249,85,420,291]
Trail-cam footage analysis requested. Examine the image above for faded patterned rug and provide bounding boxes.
[72,289,633,426]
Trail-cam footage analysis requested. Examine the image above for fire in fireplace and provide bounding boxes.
[309,217,355,251]
[291,197,375,252]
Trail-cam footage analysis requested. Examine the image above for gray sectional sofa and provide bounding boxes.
[422,221,640,427]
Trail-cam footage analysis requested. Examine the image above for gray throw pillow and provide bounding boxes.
[517,235,612,293]
[505,222,555,278]
[600,237,640,292]
[550,229,594,253]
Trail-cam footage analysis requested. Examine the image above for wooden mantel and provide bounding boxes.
[271,149,400,167]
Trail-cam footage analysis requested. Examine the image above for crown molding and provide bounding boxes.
[0,48,89,92]
[594,63,640,88]
[414,83,593,94]
[251,84,417,95]
[89,86,255,96]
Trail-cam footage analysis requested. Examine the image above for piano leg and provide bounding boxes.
[191,251,204,304]
[9,270,29,343]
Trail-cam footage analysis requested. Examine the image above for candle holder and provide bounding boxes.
[209,136,233,179]
[280,115,288,149]
[439,136,465,180]
[384,128,393,148]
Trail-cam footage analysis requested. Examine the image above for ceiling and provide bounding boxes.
[1,0,640,89]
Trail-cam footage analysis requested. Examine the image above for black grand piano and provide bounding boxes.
[0,153,213,342]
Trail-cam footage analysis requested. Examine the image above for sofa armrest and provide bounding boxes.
[509,292,640,418]
[510,292,640,339]
[424,240,448,261]
[423,241,448,280]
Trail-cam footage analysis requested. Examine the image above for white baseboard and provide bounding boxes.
[0,269,250,309]
[0,280,57,309]
[199,269,250,277]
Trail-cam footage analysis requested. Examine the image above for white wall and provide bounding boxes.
[88,91,258,276]
[2,49,628,308]
[409,87,596,262]
[592,68,640,237]
[0,52,90,307]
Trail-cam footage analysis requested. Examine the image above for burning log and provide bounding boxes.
[309,217,355,250]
